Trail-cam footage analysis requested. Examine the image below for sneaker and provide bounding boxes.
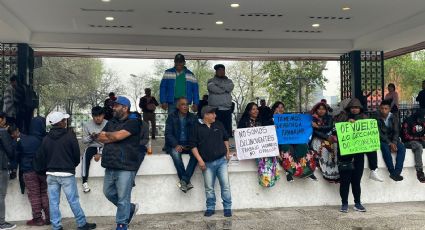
[128,203,139,225]
[308,174,318,181]
[116,224,127,230]
[339,204,348,213]
[417,170,425,183]
[204,210,215,217]
[224,209,232,217]
[286,174,294,182]
[82,182,91,193]
[26,218,44,226]
[369,169,384,182]
[180,180,188,193]
[389,174,403,182]
[0,222,16,230]
[78,222,97,230]
[354,203,366,212]
[186,182,194,191]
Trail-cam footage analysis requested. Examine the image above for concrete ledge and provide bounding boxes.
[5,149,425,221]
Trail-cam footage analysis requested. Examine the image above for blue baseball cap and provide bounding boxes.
[114,96,131,109]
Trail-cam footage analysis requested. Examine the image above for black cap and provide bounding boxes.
[201,106,217,118]
[174,53,185,63]
[214,64,225,71]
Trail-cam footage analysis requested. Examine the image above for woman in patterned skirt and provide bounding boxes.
[310,102,339,183]
[271,101,317,182]
[237,102,280,187]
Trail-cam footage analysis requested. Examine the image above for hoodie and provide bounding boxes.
[207,76,234,110]
[335,98,368,122]
[402,109,425,143]
[16,116,46,173]
[35,127,80,175]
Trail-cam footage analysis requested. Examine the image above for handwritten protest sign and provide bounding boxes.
[335,119,380,156]
[235,125,279,160]
[273,114,313,144]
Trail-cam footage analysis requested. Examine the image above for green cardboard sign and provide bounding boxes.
[335,119,381,156]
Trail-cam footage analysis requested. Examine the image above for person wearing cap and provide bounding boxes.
[207,64,234,137]
[189,105,232,218]
[165,97,198,193]
[35,111,96,230]
[97,96,141,230]
[81,106,107,193]
[160,53,199,115]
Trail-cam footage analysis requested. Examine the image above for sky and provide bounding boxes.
[102,58,341,103]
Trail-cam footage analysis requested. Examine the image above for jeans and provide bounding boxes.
[405,141,425,171]
[216,109,232,137]
[380,141,406,175]
[0,170,8,224]
[47,175,87,230]
[339,154,364,205]
[202,157,232,211]
[103,169,136,225]
[170,149,198,183]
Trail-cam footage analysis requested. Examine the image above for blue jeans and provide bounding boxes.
[202,157,232,211]
[170,149,198,183]
[381,141,406,175]
[46,175,87,230]
[103,169,136,225]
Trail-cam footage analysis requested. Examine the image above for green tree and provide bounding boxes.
[384,50,425,103]
[227,61,266,117]
[186,60,214,97]
[262,60,327,112]
[34,57,104,116]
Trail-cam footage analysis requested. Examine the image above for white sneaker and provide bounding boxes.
[369,169,384,182]
[82,182,91,193]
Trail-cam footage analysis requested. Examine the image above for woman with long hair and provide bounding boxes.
[237,102,280,187]
[271,102,317,182]
[310,102,339,183]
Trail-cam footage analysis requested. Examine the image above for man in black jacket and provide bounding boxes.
[165,97,198,193]
[37,111,96,230]
[98,96,140,230]
[376,100,406,181]
[190,106,232,218]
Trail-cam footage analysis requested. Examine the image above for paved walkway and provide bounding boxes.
[13,201,425,230]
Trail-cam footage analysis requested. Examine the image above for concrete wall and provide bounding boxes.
[5,149,425,221]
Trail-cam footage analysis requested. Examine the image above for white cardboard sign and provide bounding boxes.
[234,125,280,160]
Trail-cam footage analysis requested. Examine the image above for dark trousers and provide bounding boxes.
[381,141,406,175]
[339,154,365,205]
[81,147,99,183]
[143,112,156,138]
[216,109,232,137]
[23,171,49,220]
[366,151,378,170]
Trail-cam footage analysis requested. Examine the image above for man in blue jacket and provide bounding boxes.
[160,53,199,115]
[165,97,198,193]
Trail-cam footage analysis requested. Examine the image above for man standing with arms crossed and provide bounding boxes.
[98,96,141,230]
